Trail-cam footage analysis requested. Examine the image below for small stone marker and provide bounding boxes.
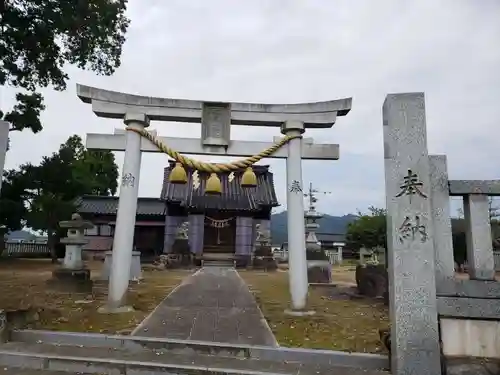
[101,250,143,281]
[383,93,441,374]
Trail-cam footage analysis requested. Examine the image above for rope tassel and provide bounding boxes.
[241,167,257,188]
[205,173,222,195]
[169,162,188,184]
[126,126,302,194]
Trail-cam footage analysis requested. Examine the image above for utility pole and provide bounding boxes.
[303,182,331,212]
[303,182,331,251]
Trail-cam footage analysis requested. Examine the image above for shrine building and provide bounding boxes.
[75,161,278,261]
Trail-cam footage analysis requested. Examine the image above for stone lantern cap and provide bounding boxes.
[59,213,93,245]
[305,209,323,219]
[306,222,320,230]
[59,213,94,230]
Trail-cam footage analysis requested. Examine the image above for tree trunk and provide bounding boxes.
[0,239,5,258]
[47,230,57,263]
[0,228,6,258]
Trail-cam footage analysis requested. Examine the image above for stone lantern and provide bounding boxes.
[304,200,331,284]
[305,208,322,251]
[48,213,94,292]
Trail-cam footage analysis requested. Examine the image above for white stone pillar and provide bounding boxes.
[464,194,495,280]
[63,243,84,269]
[359,248,365,264]
[337,246,343,264]
[429,155,455,280]
[105,113,149,311]
[0,121,10,195]
[383,93,441,374]
[281,121,308,311]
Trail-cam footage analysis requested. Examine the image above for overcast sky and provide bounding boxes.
[2,0,500,216]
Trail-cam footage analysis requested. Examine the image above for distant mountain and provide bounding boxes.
[270,211,357,244]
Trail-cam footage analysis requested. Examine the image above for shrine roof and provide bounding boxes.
[316,233,346,243]
[161,161,279,211]
[75,196,165,216]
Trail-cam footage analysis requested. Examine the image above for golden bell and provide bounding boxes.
[205,173,222,195]
[169,162,188,184]
[241,167,257,188]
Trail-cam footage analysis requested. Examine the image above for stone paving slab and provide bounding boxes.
[132,267,279,347]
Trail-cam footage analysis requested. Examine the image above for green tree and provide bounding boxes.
[0,169,28,232]
[0,0,130,133]
[346,206,387,251]
[59,135,118,196]
[346,205,497,268]
[0,169,30,254]
[20,136,118,261]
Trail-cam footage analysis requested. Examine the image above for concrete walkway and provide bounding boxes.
[132,267,278,347]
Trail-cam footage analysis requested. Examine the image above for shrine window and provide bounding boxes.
[84,226,98,236]
[100,225,112,237]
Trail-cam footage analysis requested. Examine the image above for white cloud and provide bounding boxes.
[2,0,499,215]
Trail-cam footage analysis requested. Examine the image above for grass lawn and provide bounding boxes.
[239,267,389,354]
[0,259,190,334]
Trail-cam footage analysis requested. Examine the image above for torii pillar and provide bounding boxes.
[77,84,352,312]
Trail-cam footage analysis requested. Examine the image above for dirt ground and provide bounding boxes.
[0,259,190,334]
[239,266,389,354]
[0,260,388,352]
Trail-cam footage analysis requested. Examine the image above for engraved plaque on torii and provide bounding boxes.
[201,102,231,147]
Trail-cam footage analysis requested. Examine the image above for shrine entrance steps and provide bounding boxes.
[200,246,236,267]
[0,329,390,374]
[200,253,236,267]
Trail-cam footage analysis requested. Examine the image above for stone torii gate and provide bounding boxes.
[77,84,352,312]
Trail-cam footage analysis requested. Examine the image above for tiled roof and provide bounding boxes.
[161,161,279,211]
[316,233,346,243]
[75,196,165,216]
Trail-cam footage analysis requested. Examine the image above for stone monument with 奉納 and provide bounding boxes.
[383,93,441,374]
[48,213,94,293]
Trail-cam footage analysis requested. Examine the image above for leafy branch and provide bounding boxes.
[0,0,130,133]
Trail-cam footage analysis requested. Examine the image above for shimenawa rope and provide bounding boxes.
[126,126,301,172]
